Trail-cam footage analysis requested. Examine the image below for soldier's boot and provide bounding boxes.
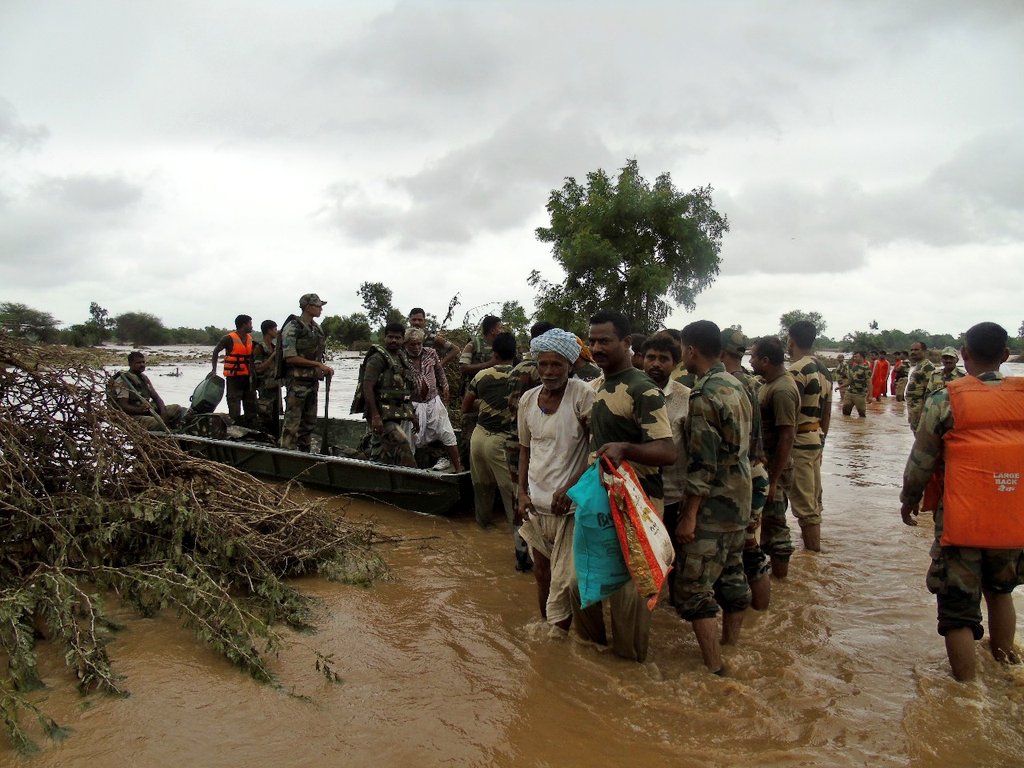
[801,524,821,552]
[770,555,789,579]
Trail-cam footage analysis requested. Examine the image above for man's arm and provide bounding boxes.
[432,351,450,403]
[767,425,795,502]
[899,394,947,525]
[516,445,532,524]
[461,390,478,415]
[210,335,231,374]
[820,391,832,437]
[596,436,676,468]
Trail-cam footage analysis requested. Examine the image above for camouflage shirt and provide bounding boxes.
[894,359,911,380]
[507,357,540,432]
[900,371,1003,510]
[730,367,766,463]
[845,361,871,395]
[590,366,673,504]
[672,360,696,389]
[110,370,159,409]
[925,367,966,396]
[469,364,514,433]
[574,360,603,382]
[788,355,831,447]
[281,317,326,380]
[834,361,850,386]
[661,378,691,506]
[906,358,936,430]
[684,362,753,533]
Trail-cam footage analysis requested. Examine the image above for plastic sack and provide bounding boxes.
[602,458,675,610]
[569,463,630,609]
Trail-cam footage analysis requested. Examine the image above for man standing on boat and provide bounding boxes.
[900,321,1024,682]
[409,307,459,367]
[280,294,332,452]
[356,322,417,468]
[211,314,258,427]
[254,319,282,437]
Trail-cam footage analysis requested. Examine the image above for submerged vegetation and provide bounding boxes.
[0,334,382,753]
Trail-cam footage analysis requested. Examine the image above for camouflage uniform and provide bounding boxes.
[253,338,282,436]
[361,346,416,466]
[468,364,516,527]
[788,355,831,529]
[900,372,1024,639]
[674,362,753,622]
[672,360,696,389]
[574,360,603,382]
[729,365,770,582]
[109,371,186,431]
[280,317,326,452]
[841,361,871,417]
[505,356,540,487]
[925,366,966,396]
[834,360,850,393]
[758,372,800,562]
[573,366,672,662]
[893,359,911,401]
[459,336,494,466]
[906,358,936,432]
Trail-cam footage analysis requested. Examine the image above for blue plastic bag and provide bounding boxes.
[569,462,629,608]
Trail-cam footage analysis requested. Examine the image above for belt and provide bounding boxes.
[797,421,821,434]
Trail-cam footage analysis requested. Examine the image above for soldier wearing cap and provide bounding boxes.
[925,346,966,396]
[720,327,771,610]
[280,293,333,452]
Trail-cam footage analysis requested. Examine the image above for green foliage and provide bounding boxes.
[779,310,827,339]
[357,282,395,330]
[1019,320,1023,338]
[532,159,727,334]
[114,311,168,345]
[840,327,962,353]
[0,302,60,342]
[0,336,380,752]
[322,313,372,347]
[499,300,530,344]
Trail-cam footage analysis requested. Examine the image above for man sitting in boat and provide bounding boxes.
[109,352,189,431]
[353,322,417,468]
[405,326,462,472]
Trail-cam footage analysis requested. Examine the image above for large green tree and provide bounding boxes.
[0,302,60,342]
[357,282,395,330]
[322,312,372,346]
[114,311,168,345]
[531,159,727,334]
[779,310,827,339]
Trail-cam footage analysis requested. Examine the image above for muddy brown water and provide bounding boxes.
[7,386,1024,766]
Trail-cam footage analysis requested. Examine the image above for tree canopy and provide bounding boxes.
[0,302,60,342]
[779,310,827,339]
[114,311,168,345]
[357,282,395,330]
[531,159,727,334]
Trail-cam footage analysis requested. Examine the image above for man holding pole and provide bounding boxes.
[280,293,332,452]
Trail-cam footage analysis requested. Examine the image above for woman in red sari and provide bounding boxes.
[871,349,890,401]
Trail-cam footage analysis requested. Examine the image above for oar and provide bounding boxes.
[320,372,332,454]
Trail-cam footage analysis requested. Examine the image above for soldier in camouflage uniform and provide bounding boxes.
[253,319,282,437]
[573,310,676,663]
[463,332,530,568]
[280,293,332,452]
[893,352,911,401]
[354,322,416,467]
[675,320,752,675]
[109,352,188,431]
[720,327,771,610]
[833,354,849,399]
[899,322,1023,682]
[750,336,800,579]
[905,341,936,432]
[925,346,966,396]
[841,351,871,417]
[458,314,504,469]
[787,320,832,552]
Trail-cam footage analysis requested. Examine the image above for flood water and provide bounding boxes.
[8,359,1024,767]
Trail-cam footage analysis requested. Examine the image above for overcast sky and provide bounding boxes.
[1,0,1021,340]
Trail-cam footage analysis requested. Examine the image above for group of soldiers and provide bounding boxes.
[110,298,1022,683]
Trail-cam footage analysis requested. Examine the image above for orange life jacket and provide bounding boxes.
[940,376,1024,547]
[223,331,253,378]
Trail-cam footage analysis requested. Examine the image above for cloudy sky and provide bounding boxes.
[1,0,1021,340]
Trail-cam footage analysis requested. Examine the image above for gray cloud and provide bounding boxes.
[0,97,48,150]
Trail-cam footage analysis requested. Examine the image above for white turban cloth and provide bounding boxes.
[530,328,579,363]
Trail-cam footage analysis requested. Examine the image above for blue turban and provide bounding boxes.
[530,328,580,363]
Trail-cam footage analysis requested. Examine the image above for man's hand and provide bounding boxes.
[371,414,383,434]
[517,493,534,524]
[596,442,628,467]
[675,508,697,545]
[550,484,572,516]
[900,502,920,526]
[767,478,779,503]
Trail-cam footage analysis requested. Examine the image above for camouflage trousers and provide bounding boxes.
[673,528,750,622]
[225,375,258,425]
[842,391,867,417]
[257,385,282,437]
[280,379,319,452]
[135,404,187,432]
[894,377,908,401]
[369,421,415,467]
[760,485,794,562]
[927,507,1024,639]
[743,464,771,582]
